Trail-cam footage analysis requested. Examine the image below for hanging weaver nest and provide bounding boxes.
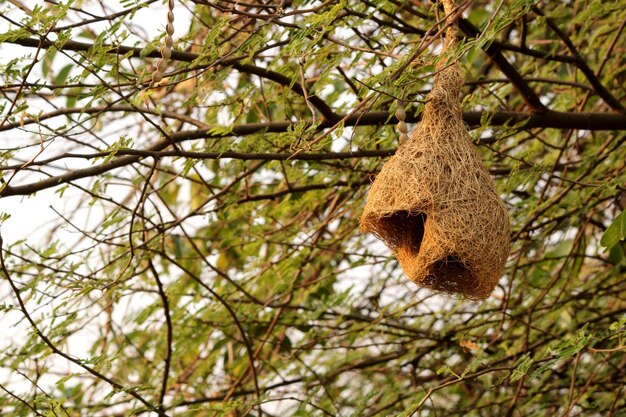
[360,0,510,299]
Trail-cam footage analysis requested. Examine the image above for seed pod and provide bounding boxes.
[395,107,406,122]
[150,0,175,87]
[152,71,164,83]
[397,121,407,134]
[161,46,171,59]
[157,59,167,73]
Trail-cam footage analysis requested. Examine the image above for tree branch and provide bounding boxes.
[458,19,548,113]
[7,37,338,121]
[0,237,169,417]
[5,103,626,139]
[148,260,173,410]
[532,6,626,113]
[1,110,625,197]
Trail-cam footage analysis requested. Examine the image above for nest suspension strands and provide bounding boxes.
[360,0,511,299]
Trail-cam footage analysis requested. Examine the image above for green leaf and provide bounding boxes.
[41,49,57,78]
[55,64,73,86]
[511,353,533,382]
[608,243,625,265]
[600,210,626,252]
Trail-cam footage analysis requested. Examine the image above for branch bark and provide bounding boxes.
[531,6,626,113]
[7,37,338,121]
[1,110,625,197]
[458,19,547,113]
[4,104,626,136]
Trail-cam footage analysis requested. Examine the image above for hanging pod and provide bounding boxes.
[360,0,510,299]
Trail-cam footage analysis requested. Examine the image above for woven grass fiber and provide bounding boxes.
[360,0,510,299]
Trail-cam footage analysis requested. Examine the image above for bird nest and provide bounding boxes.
[360,4,510,299]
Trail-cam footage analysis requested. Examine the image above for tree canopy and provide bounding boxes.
[1,0,625,416]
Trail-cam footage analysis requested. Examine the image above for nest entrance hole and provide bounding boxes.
[378,211,426,257]
[424,255,477,295]
[373,211,482,297]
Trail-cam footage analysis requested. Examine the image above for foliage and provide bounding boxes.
[0,0,625,416]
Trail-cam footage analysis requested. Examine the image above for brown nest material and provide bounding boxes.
[360,1,510,299]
